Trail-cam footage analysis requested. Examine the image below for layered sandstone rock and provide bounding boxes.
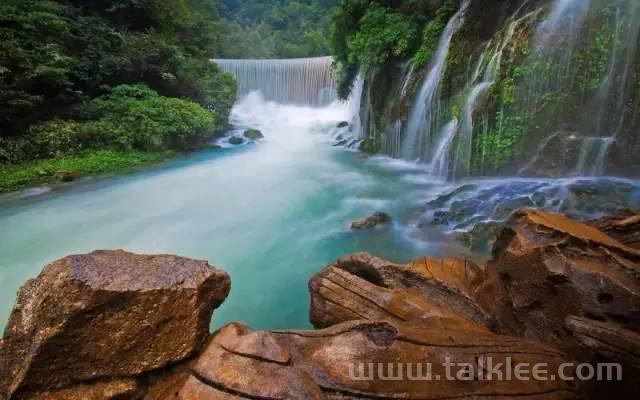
[0,250,230,400]
[170,320,580,400]
[309,253,492,330]
[591,212,640,250]
[477,209,640,351]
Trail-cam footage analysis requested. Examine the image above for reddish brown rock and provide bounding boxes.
[0,250,230,399]
[591,212,640,250]
[172,321,580,399]
[477,209,640,351]
[28,379,142,400]
[310,253,492,329]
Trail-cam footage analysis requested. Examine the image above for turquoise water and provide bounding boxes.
[2,95,639,330]
[0,96,462,330]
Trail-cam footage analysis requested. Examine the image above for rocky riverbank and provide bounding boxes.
[1,209,639,399]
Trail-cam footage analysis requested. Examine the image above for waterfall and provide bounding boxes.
[575,136,615,176]
[400,0,470,160]
[213,57,337,106]
[429,119,459,179]
[381,120,403,158]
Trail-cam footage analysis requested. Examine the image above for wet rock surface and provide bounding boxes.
[411,178,640,251]
[350,211,391,230]
[0,250,230,400]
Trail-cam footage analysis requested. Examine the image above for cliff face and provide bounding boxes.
[343,0,640,178]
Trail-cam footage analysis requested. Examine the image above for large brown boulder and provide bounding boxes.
[591,212,640,250]
[310,253,493,330]
[170,320,580,399]
[0,250,230,399]
[477,209,640,352]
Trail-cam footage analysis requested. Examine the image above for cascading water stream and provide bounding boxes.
[400,0,470,160]
[214,57,337,106]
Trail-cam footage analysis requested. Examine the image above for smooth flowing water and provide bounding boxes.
[2,92,639,330]
[0,93,466,330]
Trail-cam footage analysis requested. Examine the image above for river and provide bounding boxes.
[2,92,640,330]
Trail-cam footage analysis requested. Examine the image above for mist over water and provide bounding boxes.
[0,93,463,330]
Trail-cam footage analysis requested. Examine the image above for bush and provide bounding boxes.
[86,84,217,152]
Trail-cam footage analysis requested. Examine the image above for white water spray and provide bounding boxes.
[214,57,337,106]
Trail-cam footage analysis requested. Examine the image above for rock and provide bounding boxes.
[350,211,391,230]
[243,129,264,140]
[332,139,348,147]
[336,121,349,128]
[566,315,640,369]
[172,320,580,399]
[476,209,640,352]
[591,211,640,249]
[309,252,493,330]
[0,250,231,399]
[28,379,142,400]
[204,143,221,150]
[565,315,640,397]
[519,131,582,177]
[56,169,76,182]
[228,136,244,145]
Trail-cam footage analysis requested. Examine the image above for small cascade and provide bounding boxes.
[346,74,365,139]
[453,9,540,178]
[429,119,459,179]
[400,0,470,160]
[593,0,640,136]
[575,136,615,176]
[381,120,403,158]
[213,57,337,106]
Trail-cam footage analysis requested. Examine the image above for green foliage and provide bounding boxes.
[86,84,216,152]
[0,0,236,171]
[0,150,173,193]
[412,0,456,68]
[348,4,418,70]
[217,0,340,59]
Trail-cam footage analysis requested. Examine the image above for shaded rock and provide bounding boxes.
[350,211,391,230]
[56,169,76,183]
[476,209,640,352]
[228,136,244,145]
[28,379,142,400]
[336,121,349,128]
[172,320,579,399]
[310,253,493,330]
[243,129,264,140]
[0,250,231,399]
[460,221,504,252]
[566,315,640,369]
[204,143,221,150]
[332,139,348,147]
[519,131,582,177]
[591,212,640,250]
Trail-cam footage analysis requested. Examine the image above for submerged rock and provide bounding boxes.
[350,211,391,230]
[243,129,264,140]
[0,250,230,399]
[336,121,349,128]
[228,136,244,145]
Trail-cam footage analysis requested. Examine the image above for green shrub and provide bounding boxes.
[87,84,216,151]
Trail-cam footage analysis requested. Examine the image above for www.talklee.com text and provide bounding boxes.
[347,357,622,382]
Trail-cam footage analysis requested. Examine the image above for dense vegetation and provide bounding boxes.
[0,0,239,191]
[331,0,455,99]
[218,0,340,59]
